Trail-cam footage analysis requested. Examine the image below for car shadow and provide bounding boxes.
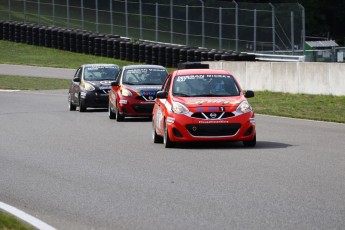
[121,117,152,122]
[81,108,108,113]
[175,141,293,150]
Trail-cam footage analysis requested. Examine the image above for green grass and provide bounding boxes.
[0,210,35,230]
[0,40,137,69]
[248,91,345,123]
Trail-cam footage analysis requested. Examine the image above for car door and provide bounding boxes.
[71,67,82,104]
[109,68,122,107]
[154,75,172,135]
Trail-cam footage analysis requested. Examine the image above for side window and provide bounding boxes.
[77,68,82,80]
[162,75,172,92]
[115,69,122,83]
[73,68,80,79]
[73,67,82,81]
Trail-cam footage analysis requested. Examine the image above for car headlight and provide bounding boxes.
[172,101,189,114]
[236,101,252,114]
[121,88,133,97]
[84,82,95,91]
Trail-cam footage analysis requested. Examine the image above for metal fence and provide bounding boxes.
[0,0,305,54]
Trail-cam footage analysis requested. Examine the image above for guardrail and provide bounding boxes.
[249,53,306,62]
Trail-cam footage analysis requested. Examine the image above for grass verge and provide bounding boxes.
[0,210,35,230]
[248,91,345,123]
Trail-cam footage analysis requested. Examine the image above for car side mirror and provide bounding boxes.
[73,77,80,82]
[111,81,119,86]
[156,91,168,99]
[245,90,254,98]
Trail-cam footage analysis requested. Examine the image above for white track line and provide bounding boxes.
[0,201,57,230]
[0,89,20,92]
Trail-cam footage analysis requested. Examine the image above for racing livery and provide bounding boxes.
[152,68,256,148]
[68,63,120,112]
[108,65,168,121]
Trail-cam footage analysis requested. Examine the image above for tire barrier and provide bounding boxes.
[145,44,152,64]
[132,43,139,62]
[3,21,10,40]
[0,21,258,68]
[0,21,4,40]
[139,43,146,63]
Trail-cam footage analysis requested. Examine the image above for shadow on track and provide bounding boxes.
[174,141,293,150]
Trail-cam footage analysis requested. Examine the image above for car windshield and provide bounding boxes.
[172,74,240,97]
[122,68,167,85]
[84,66,119,81]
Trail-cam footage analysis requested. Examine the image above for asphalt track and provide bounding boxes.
[0,66,345,229]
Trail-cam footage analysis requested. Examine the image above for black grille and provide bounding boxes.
[131,104,154,113]
[191,112,234,119]
[186,123,241,136]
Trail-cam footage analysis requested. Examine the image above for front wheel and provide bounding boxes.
[243,134,256,147]
[115,102,124,121]
[152,120,163,143]
[108,102,116,119]
[79,100,87,112]
[163,120,175,148]
[68,93,76,111]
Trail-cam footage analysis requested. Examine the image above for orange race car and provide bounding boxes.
[152,64,256,148]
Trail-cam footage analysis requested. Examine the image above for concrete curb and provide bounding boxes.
[0,201,57,230]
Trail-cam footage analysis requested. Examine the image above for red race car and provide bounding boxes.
[152,65,256,148]
[109,65,168,121]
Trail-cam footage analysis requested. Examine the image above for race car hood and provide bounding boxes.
[174,96,245,110]
[124,84,162,95]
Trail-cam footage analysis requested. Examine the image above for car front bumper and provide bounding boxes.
[166,112,256,142]
[80,91,109,108]
[118,97,155,116]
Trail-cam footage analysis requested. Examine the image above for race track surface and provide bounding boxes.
[0,88,344,230]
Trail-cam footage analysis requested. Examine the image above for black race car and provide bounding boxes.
[68,64,120,112]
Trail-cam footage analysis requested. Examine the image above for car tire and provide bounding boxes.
[108,102,116,119]
[79,97,87,112]
[68,93,76,111]
[115,102,124,121]
[243,134,256,147]
[163,120,175,148]
[152,120,163,143]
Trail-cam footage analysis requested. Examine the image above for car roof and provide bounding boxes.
[82,63,119,68]
[173,68,232,76]
[122,65,166,70]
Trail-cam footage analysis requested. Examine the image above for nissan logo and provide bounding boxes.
[210,112,217,119]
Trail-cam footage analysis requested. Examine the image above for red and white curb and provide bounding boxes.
[0,201,57,230]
